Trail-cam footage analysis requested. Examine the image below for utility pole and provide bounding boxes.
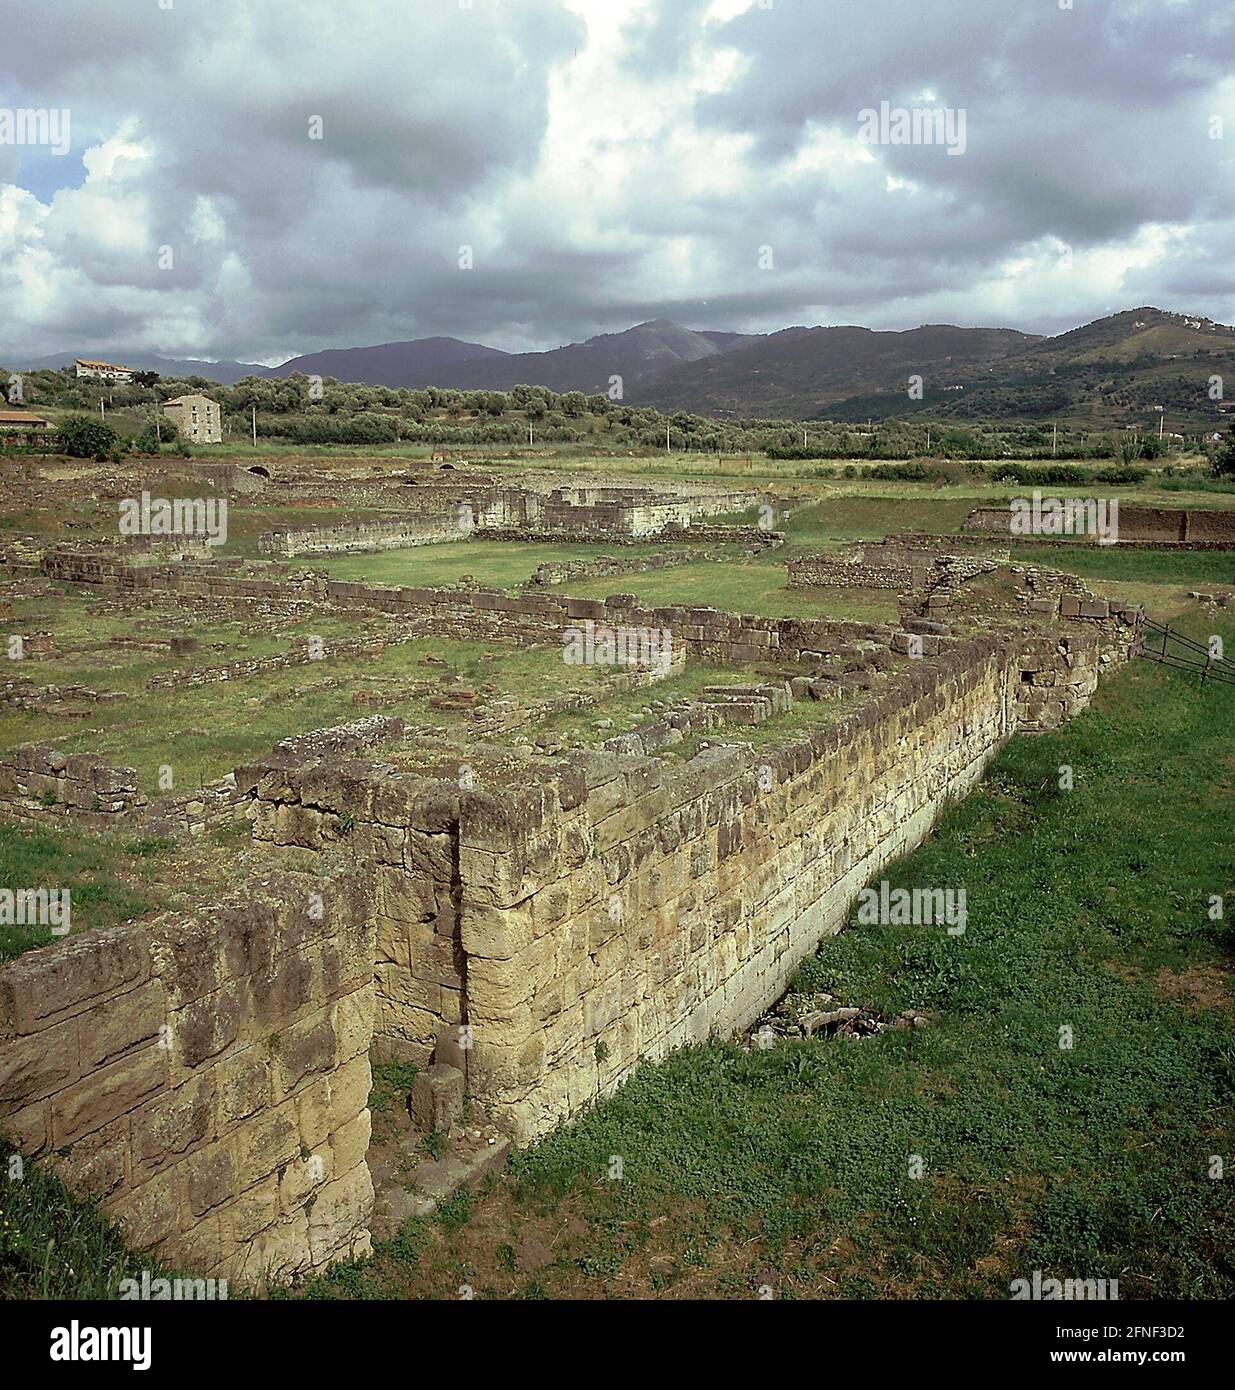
[251,405,257,447]
[666,424,671,454]
[100,399,106,422]
[528,424,533,447]
[1052,422,1058,457]
[926,425,931,452]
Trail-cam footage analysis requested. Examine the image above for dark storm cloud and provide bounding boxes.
[2,0,1233,362]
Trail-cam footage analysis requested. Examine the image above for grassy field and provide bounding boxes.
[291,609,1234,1300]
[0,814,281,963]
[0,617,602,791]
[285,539,667,589]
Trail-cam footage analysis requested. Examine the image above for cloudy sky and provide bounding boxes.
[2,0,1234,365]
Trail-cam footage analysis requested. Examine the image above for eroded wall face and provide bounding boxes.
[0,872,376,1288]
[964,504,1235,545]
[457,640,1021,1142]
[250,771,463,1067]
[259,515,465,557]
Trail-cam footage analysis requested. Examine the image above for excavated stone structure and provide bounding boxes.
[0,545,1144,1287]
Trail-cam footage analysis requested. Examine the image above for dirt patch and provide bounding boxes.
[1153,962,1233,1014]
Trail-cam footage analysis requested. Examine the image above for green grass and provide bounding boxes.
[559,559,900,622]
[0,1158,182,1299]
[368,1058,419,1147]
[1011,543,1235,588]
[287,540,657,590]
[0,822,162,962]
[0,632,595,792]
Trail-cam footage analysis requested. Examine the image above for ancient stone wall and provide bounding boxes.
[145,633,393,690]
[247,764,463,1067]
[964,503,1235,546]
[235,618,1128,1146]
[789,540,1008,593]
[259,515,464,558]
[0,870,376,1289]
[36,549,888,667]
[454,637,1023,1140]
[789,552,925,591]
[0,744,248,839]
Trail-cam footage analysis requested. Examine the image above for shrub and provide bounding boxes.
[1210,437,1235,479]
[58,415,118,460]
[135,418,178,453]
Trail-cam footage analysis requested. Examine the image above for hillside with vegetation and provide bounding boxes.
[638,309,1235,429]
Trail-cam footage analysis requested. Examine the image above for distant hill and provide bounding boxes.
[258,320,753,393]
[797,309,1235,428]
[421,319,759,394]
[633,323,1040,417]
[263,336,505,387]
[11,351,265,386]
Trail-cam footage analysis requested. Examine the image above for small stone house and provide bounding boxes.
[163,393,222,444]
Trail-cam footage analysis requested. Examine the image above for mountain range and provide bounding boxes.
[12,308,1235,426]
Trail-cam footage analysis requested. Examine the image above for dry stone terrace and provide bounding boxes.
[0,463,1150,1289]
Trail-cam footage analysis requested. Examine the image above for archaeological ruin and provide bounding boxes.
[0,455,1152,1291]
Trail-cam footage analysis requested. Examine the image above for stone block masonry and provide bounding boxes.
[0,868,376,1289]
[456,636,1026,1141]
[238,617,1126,1146]
[259,515,464,558]
[964,503,1235,547]
[35,547,892,667]
[144,632,396,691]
[0,556,1142,1277]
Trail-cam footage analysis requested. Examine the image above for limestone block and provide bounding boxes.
[105,1169,179,1252]
[0,1016,78,1114]
[79,979,165,1071]
[224,1174,280,1246]
[0,926,150,1034]
[233,1101,301,1190]
[131,1072,216,1180]
[4,1099,48,1154]
[307,1163,374,1268]
[329,1109,372,1175]
[323,1053,371,1134]
[174,983,243,1068]
[271,1011,337,1098]
[215,1047,271,1130]
[459,898,534,960]
[376,864,437,924]
[334,985,374,1064]
[51,1046,168,1147]
[48,1118,129,1200]
[375,960,440,1015]
[184,1139,237,1218]
[278,1147,333,1211]
[246,952,314,1033]
[410,1062,465,1134]
[468,948,544,1023]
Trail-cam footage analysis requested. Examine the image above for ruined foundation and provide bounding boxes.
[0,537,1144,1287]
